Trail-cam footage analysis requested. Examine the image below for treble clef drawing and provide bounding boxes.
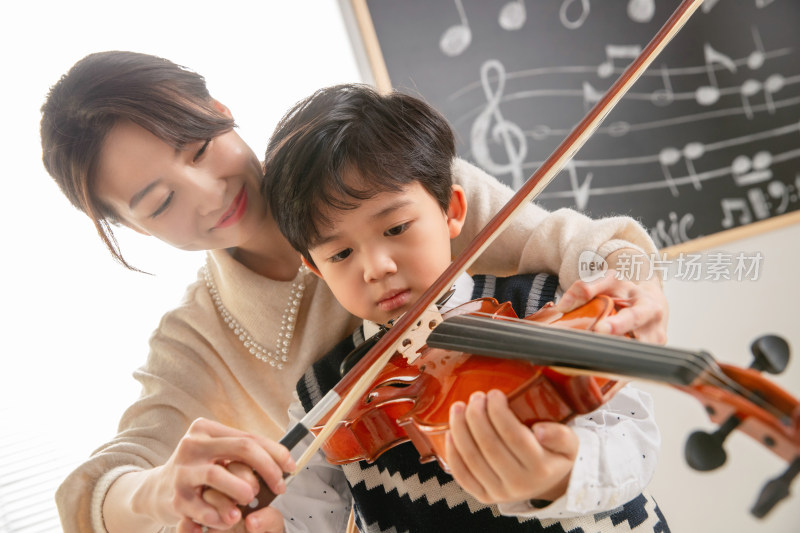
[471,59,528,189]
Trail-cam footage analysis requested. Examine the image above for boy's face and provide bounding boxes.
[306,180,466,325]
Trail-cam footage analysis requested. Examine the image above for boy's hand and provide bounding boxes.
[445,389,578,505]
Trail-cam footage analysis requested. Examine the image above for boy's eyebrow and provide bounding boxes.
[312,197,413,247]
[129,178,162,210]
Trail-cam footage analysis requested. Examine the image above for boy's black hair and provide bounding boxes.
[263,83,456,264]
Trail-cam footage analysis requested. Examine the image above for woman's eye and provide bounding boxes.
[385,223,409,237]
[193,139,210,162]
[329,248,352,263]
[150,191,174,218]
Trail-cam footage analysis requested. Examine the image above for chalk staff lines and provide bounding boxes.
[534,121,800,205]
[450,48,794,139]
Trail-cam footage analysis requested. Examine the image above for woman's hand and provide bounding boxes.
[108,417,293,533]
[445,390,578,505]
[177,462,287,533]
[557,248,669,344]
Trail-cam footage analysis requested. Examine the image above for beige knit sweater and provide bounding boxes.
[56,159,657,532]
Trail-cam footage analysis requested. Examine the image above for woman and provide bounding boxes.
[40,51,667,533]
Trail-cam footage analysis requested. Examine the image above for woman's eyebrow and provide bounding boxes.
[129,178,162,210]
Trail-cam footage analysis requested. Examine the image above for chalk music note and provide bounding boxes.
[650,64,674,106]
[440,0,471,57]
[658,143,704,196]
[530,124,552,141]
[499,0,526,31]
[739,73,785,117]
[627,0,655,23]
[764,74,785,114]
[747,188,770,220]
[582,81,604,109]
[471,60,528,189]
[756,0,775,8]
[580,85,630,136]
[565,160,593,210]
[559,0,590,30]
[696,44,737,106]
[740,79,762,119]
[683,142,704,191]
[658,147,681,197]
[720,198,753,228]
[731,151,773,186]
[607,121,630,137]
[597,45,642,78]
[766,181,790,213]
[747,27,766,70]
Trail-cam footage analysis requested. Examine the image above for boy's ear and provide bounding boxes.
[446,184,467,239]
[211,99,233,118]
[301,255,323,278]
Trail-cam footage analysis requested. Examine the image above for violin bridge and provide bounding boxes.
[395,304,443,363]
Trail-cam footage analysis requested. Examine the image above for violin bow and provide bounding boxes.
[243,0,705,514]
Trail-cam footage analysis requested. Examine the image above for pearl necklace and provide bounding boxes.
[202,262,310,369]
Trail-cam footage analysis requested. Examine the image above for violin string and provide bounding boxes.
[434,307,789,421]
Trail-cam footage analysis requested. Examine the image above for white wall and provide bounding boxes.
[2,1,798,532]
[644,222,800,532]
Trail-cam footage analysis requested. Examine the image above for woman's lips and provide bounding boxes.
[214,186,248,229]
[377,289,411,313]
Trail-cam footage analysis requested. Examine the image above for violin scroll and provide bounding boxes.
[681,333,797,518]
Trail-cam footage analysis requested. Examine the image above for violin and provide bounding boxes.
[315,295,625,471]
[309,295,799,518]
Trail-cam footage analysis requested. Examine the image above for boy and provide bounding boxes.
[263,84,668,532]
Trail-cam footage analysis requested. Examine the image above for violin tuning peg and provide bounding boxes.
[685,430,728,471]
[684,415,740,471]
[751,457,800,518]
[749,335,790,375]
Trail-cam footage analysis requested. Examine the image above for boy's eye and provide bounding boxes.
[385,223,409,237]
[150,191,174,218]
[193,139,210,162]
[329,248,353,263]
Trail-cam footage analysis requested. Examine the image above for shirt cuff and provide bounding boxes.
[496,427,637,519]
[91,465,145,533]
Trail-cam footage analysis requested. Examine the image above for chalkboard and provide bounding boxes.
[348,0,800,253]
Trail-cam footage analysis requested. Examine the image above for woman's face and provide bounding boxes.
[95,119,268,251]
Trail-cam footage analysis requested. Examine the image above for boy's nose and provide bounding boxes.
[363,250,397,282]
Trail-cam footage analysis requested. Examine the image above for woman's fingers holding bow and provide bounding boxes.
[150,418,293,531]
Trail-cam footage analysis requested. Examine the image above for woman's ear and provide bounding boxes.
[301,255,323,278]
[446,184,467,239]
[211,99,233,118]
